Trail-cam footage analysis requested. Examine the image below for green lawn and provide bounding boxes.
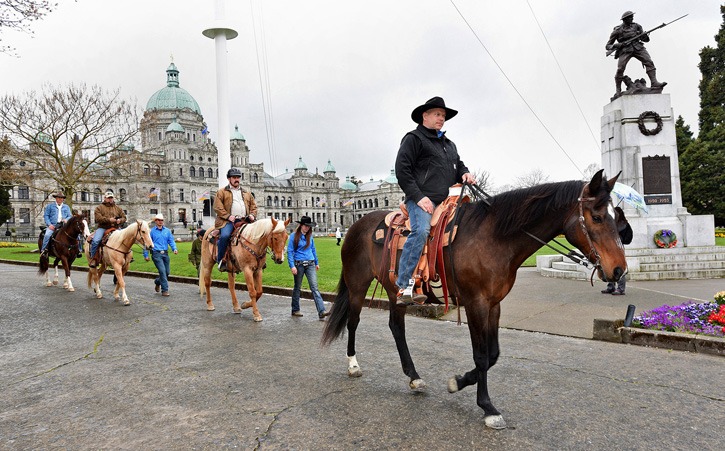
[4,236,723,293]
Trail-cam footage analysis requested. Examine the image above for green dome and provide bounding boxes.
[294,156,307,170]
[324,159,335,173]
[231,124,245,141]
[340,176,358,191]
[166,117,184,133]
[385,169,397,184]
[146,63,201,114]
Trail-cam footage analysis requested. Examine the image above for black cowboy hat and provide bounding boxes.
[52,192,66,198]
[411,96,458,124]
[197,228,206,237]
[296,215,316,227]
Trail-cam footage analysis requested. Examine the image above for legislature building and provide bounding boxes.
[5,63,403,238]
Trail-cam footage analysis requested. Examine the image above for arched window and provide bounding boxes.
[374,198,379,208]
[363,199,368,209]
[119,188,127,202]
[384,197,389,207]
[190,166,196,177]
[143,164,150,176]
[215,168,219,178]
[154,165,161,176]
[274,196,279,207]
[207,168,213,178]
[266,196,272,207]
[357,200,362,209]
[179,167,183,176]
[253,173,258,183]
[191,190,197,201]
[288,197,292,207]
[280,197,286,207]
[93,188,102,202]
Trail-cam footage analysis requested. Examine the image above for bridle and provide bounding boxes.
[104,221,147,256]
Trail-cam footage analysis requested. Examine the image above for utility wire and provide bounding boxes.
[448,0,583,176]
[250,0,278,176]
[526,0,600,153]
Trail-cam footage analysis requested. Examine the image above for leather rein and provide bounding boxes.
[104,221,145,256]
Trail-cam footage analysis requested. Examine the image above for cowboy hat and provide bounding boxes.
[104,191,115,198]
[52,192,66,198]
[153,213,164,221]
[411,96,458,124]
[296,215,316,227]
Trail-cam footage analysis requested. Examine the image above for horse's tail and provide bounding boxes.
[38,253,49,275]
[321,273,351,347]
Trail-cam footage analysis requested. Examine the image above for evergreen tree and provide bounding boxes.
[679,5,725,226]
[674,115,693,157]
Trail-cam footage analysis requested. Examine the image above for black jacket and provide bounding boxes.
[395,124,469,205]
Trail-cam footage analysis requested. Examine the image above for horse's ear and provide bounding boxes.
[606,171,621,193]
[588,169,604,195]
[284,217,291,226]
[270,217,278,229]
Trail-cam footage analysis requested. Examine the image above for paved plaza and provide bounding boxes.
[0,262,722,449]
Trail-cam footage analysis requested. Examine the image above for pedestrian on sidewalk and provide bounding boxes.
[188,228,204,276]
[335,227,342,246]
[143,214,177,297]
[287,216,329,320]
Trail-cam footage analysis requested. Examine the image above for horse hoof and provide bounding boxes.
[52,281,58,286]
[409,379,426,390]
[123,299,130,306]
[207,305,215,311]
[484,415,507,430]
[68,287,75,292]
[447,376,460,393]
[348,366,362,377]
[253,316,263,322]
[96,293,103,299]
[233,308,242,314]
[241,301,252,309]
[46,282,53,287]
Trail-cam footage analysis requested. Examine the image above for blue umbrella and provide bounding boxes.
[612,182,648,213]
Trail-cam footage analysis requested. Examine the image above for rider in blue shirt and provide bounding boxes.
[40,192,72,256]
[143,213,177,296]
[287,216,328,319]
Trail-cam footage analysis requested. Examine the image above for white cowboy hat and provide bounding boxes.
[154,213,164,221]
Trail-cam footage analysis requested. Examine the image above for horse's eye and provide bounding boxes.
[592,215,602,224]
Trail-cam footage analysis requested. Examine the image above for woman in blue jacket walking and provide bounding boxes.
[287,216,329,320]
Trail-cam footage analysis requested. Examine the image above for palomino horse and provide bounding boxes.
[85,220,154,305]
[321,170,627,429]
[199,217,290,322]
[37,214,91,291]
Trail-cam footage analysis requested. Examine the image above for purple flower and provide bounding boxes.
[632,301,723,337]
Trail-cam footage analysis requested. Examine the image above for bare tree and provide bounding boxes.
[469,168,494,193]
[0,0,57,55]
[581,162,600,181]
[513,168,550,188]
[0,83,140,207]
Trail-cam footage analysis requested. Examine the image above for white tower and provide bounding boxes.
[203,0,238,189]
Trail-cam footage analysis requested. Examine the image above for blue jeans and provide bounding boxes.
[291,262,326,315]
[90,228,106,258]
[217,222,234,263]
[41,226,56,252]
[151,251,171,292]
[395,199,434,289]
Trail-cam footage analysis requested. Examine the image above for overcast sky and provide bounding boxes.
[1,1,721,189]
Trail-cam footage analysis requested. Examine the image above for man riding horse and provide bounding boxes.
[40,191,72,257]
[214,167,257,272]
[88,192,126,268]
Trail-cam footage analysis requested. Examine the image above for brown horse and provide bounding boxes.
[37,214,91,291]
[199,217,290,322]
[321,170,627,429]
[85,220,154,305]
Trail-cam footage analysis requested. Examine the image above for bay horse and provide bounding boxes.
[321,170,627,429]
[199,217,290,322]
[37,214,91,291]
[85,220,154,306]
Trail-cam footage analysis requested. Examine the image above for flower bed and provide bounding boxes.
[632,291,725,337]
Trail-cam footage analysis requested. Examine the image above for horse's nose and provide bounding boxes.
[613,266,624,281]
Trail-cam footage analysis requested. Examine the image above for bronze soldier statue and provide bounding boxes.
[606,11,666,97]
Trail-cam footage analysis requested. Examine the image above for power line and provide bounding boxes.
[526,0,600,153]
[448,0,584,176]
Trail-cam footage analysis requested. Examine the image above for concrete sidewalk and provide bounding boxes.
[441,267,723,339]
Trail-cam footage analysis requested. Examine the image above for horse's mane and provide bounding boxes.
[462,180,586,239]
[241,218,284,242]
